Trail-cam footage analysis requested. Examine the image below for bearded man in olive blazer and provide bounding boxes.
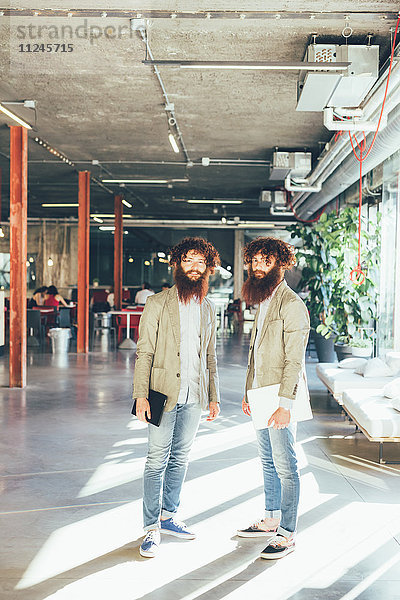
[133,237,220,558]
[237,237,311,561]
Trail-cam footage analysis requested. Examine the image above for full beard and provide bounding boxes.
[174,264,211,304]
[241,265,283,305]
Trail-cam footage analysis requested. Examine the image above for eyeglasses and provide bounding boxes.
[251,256,273,266]
[182,257,207,267]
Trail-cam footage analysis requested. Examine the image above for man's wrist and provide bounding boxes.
[279,397,293,410]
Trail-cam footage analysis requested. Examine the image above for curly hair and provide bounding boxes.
[243,237,296,270]
[169,237,220,268]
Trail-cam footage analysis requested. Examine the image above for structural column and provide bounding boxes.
[9,126,28,387]
[233,229,244,300]
[114,195,123,311]
[77,171,90,353]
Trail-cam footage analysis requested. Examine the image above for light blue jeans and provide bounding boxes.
[143,402,202,531]
[256,423,299,537]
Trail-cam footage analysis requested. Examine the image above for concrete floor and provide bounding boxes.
[1,333,400,600]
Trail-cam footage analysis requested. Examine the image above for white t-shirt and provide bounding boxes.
[177,297,201,405]
[135,289,155,304]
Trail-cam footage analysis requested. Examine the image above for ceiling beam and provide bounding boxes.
[2,9,399,21]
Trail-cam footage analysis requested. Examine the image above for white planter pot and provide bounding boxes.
[351,346,372,358]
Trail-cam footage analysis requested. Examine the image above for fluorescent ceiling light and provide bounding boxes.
[143,60,350,71]
[168,133,180,153]
[101,179,168,184]
[90,213,133,218]
[99,226,115,231]
[92,216,103,223]
[42,203,79,207]
[0,103,32,129]
[187,199,243,204]
[122,199,133,208]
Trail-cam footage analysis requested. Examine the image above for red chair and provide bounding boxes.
[116,311,143,343]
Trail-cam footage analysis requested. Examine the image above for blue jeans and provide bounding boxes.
[256,423,299,537]
[143,402,202,531]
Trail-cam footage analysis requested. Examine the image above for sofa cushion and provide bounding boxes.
[342,389,400,438]
[385,352,400,376]
[384,378,400,399]
[316,363,397,401]
[339,357,368,370]
[363,358,393,378]
[392,398,400,413]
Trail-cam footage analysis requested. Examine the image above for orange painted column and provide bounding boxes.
[114,195,123,311]
[77,171,90,353]
[9,126,28,387]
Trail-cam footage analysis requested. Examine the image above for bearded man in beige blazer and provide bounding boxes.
[237,237,311,560]
[133,237,220,558]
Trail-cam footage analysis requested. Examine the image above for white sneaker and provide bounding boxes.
[237,518,279,538]
[260,534,295,559]
[140,529,161,558]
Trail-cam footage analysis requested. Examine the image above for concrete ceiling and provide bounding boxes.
[0,2,398,223]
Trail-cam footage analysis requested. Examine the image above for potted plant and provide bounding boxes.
[350,337,373,358]
[289,206,381,362]
[289,211,338,362]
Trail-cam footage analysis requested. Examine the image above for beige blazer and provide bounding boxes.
[132,285,220,412]
[245,280,311,403]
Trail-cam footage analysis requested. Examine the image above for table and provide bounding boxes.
[108,310,143,349]
[211,299,229,330]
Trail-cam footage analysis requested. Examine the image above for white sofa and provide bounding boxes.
[316,362,400,464]
[342,389,400,464]
[316,363,397,403]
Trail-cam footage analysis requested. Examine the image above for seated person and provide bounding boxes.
[28,286,47,308]
[134,282,154,305]
[106,288,114,310]
[44,285,69,308]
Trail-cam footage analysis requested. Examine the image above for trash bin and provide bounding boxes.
[99,312,111,328]
[48,328,71,354]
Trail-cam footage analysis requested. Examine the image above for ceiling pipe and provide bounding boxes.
[295,100,400,218]
[284,174,321,193]
[292,46,400,213]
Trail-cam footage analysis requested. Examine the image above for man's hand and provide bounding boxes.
[242,396,251,416]
[136,397,151,423]
[268,407,290,430]
[207,401,220,421]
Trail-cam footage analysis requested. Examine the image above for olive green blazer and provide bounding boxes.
[132,285,220,412]
[245,280,311,402]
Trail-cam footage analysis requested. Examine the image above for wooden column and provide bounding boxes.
[0,166,2,222]
[77,171,90,353]
[233,229,244,299]
[9,126,28,387]
[114,195,123,311]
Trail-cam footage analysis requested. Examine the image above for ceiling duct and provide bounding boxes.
[294,101,400,218]
[270,190,294,215]
[296,44,379,112]
[269,151,311,181]
[259,190,272,208]
[292,44,400,217]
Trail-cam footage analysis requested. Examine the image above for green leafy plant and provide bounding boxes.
[349,338,373,349]
[289,206,381,343]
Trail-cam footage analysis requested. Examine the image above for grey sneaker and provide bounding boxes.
[140,529,161,558]
[237,519,278,538]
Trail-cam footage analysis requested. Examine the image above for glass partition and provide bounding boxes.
[378,149,400,353]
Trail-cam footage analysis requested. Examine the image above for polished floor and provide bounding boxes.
[0,333,400,600]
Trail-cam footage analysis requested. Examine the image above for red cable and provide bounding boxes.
[286,192,326,223]
[350,14,400,164]
[348,14,399,285]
